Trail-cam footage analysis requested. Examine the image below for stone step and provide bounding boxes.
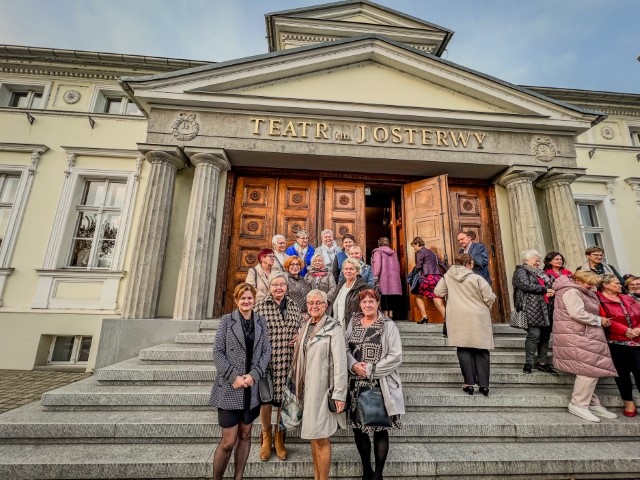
[40,378,626,412]
[138,344,546,366]
[2,403,638,445]
[175,332,527,350]
[198,319,526,336]
[1,440,640,479]
[96,358,611,387]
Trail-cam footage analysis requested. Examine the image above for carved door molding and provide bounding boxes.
[323,180,366,255]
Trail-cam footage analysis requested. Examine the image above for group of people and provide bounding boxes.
[210,226,640,479]
[246,229,404,320]
[210,259,405,480]
[511,246,640,422]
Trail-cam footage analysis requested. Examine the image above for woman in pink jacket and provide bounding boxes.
[552,270,618,423]
[371,237,402,318]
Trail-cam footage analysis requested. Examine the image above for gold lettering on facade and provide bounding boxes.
[316,123,329,139]
[357,125,367,144]
[391,127,402,144]
[282,120,298,137]
[449,131,470,147]
[405,128,417,145]
[298,121,311,138]
[473,132,486,149]
[373,127,389,143]
[269,119,281,136]
[436,130,449,146]
[251,118,265,135]
[421,129,433,146]
[249,118,489,150]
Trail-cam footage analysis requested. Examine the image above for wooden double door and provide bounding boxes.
[224,174,505,322]
[224,176,365,312]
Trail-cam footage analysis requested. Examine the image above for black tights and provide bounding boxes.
[353,428,389,480]
[212,422,253,480]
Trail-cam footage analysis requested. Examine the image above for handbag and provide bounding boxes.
[509,295,527,330]
[326,337,337,412]
[407,267,421,295]
[280,367,303,430]
[259,366,273,403]
[355,365,392,427]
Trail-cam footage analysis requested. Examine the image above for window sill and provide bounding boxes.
[33,270,125,310]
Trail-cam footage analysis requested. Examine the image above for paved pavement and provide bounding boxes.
[0,370,91,414]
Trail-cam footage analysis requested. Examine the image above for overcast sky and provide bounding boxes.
[0,0,637,92]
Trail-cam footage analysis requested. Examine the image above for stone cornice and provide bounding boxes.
[0,143,48,154]
[61,146,140,158]
[138,143,189,169]
[575,174,618,184]
[625,177,640,186]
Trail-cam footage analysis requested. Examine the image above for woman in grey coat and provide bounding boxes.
[209,283,271,480]
[512,249,557,375]
[345,289,404,480]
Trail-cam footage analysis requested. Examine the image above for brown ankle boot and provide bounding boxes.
[260,428,272,461]
[274,429,287,460]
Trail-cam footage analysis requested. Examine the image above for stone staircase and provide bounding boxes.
[1,321,639,479]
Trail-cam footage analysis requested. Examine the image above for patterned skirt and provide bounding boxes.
[417,274,443,298]
[346,378,402,433]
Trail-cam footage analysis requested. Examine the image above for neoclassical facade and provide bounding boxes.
[0,0,639,371]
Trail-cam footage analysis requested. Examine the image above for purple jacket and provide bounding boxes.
[415,247,444,276]
[371,246,402,295]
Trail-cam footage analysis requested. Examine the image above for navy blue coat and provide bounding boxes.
[460,242,492,286]
[209,310,271,410]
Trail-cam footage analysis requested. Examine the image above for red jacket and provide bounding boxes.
[597,292,640,342]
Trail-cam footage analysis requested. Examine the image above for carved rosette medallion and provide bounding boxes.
[462,200,474,212]
[247,221,259,232]
[172,113,199,141]
[339,225,349,235]
[63,90,81,104]
[245,253,257,264]
[291,224,301,234]
[339,195,350,206]
[600,126,615,140]
[292,193,303,204]
[250,191,261,201]
[531,136,557,162]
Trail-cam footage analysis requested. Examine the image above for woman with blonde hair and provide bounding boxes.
[285,256,311,314]
[305,253,337,300]
[552,270,618,422]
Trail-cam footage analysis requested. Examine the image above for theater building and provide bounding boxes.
[0,0,639,371]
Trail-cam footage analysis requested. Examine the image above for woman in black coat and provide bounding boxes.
[512,250,557,375]
[209,283,271,480]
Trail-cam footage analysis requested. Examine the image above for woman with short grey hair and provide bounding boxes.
[315,229,341,269]
[286,230,315,276]
[512,249,557,375]
[329,257,369,326]
[272,234,289,273]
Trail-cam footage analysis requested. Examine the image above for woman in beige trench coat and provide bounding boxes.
[435,253,496,396]
[292,289,348,480]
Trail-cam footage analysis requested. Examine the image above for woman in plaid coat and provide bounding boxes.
[209,283,271,480]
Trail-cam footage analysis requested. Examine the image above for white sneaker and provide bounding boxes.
[568,403,600,422]
[589,405,618,419]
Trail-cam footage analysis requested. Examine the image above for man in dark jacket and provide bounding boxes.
[457,232,492,286]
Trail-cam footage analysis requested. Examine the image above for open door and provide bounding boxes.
[324,180,366,254]
[403,175,454,322]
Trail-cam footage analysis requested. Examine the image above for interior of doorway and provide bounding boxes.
[364,184,409,320]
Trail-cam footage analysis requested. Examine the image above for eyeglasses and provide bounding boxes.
[307,301,326,306]
[289,264,301,268]
[628,283,640,289]
[271,283,287,288]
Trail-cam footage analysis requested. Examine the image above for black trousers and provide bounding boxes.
[456,347,490,388]
[608,343,640,401]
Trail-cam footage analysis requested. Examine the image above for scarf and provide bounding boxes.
[308,268,329,277]
[293,242,309,260]
[292,315,329,398]
[545,268,573,280]
[320,241,339,266]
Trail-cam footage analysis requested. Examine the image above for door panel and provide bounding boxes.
[403,175,454,323]
[225,177,277,312]
[276,178,318,244]
[449,185,505,322]
[324,180,366,254]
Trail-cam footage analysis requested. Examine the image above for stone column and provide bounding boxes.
[122,148,185,319]
[497,169,546,259]
[173,151,230,320]
[536,170,585,269]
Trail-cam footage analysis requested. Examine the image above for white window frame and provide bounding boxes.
[0,80,51,109]
[47,335,92,365]
[33,148,141,311]
[0,144,48,306]
[574,193,628,273]
[90,86,141,116]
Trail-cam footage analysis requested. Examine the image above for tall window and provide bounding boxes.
[576,202,604,248]
[68,179,126,269]
[0,174,20,249]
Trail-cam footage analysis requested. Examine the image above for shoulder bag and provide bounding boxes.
[407,267,421,295]
[509,294,528,330]
[259,366,273,403]
[355,365,392,427]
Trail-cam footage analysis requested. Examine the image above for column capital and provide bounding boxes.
[138,143,188,170]
[536,167,587,190]
[495,166,546,188]
[184,147,231,172]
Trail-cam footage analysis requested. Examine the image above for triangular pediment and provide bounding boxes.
[234,62,511,114]
[122,36,601,132]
